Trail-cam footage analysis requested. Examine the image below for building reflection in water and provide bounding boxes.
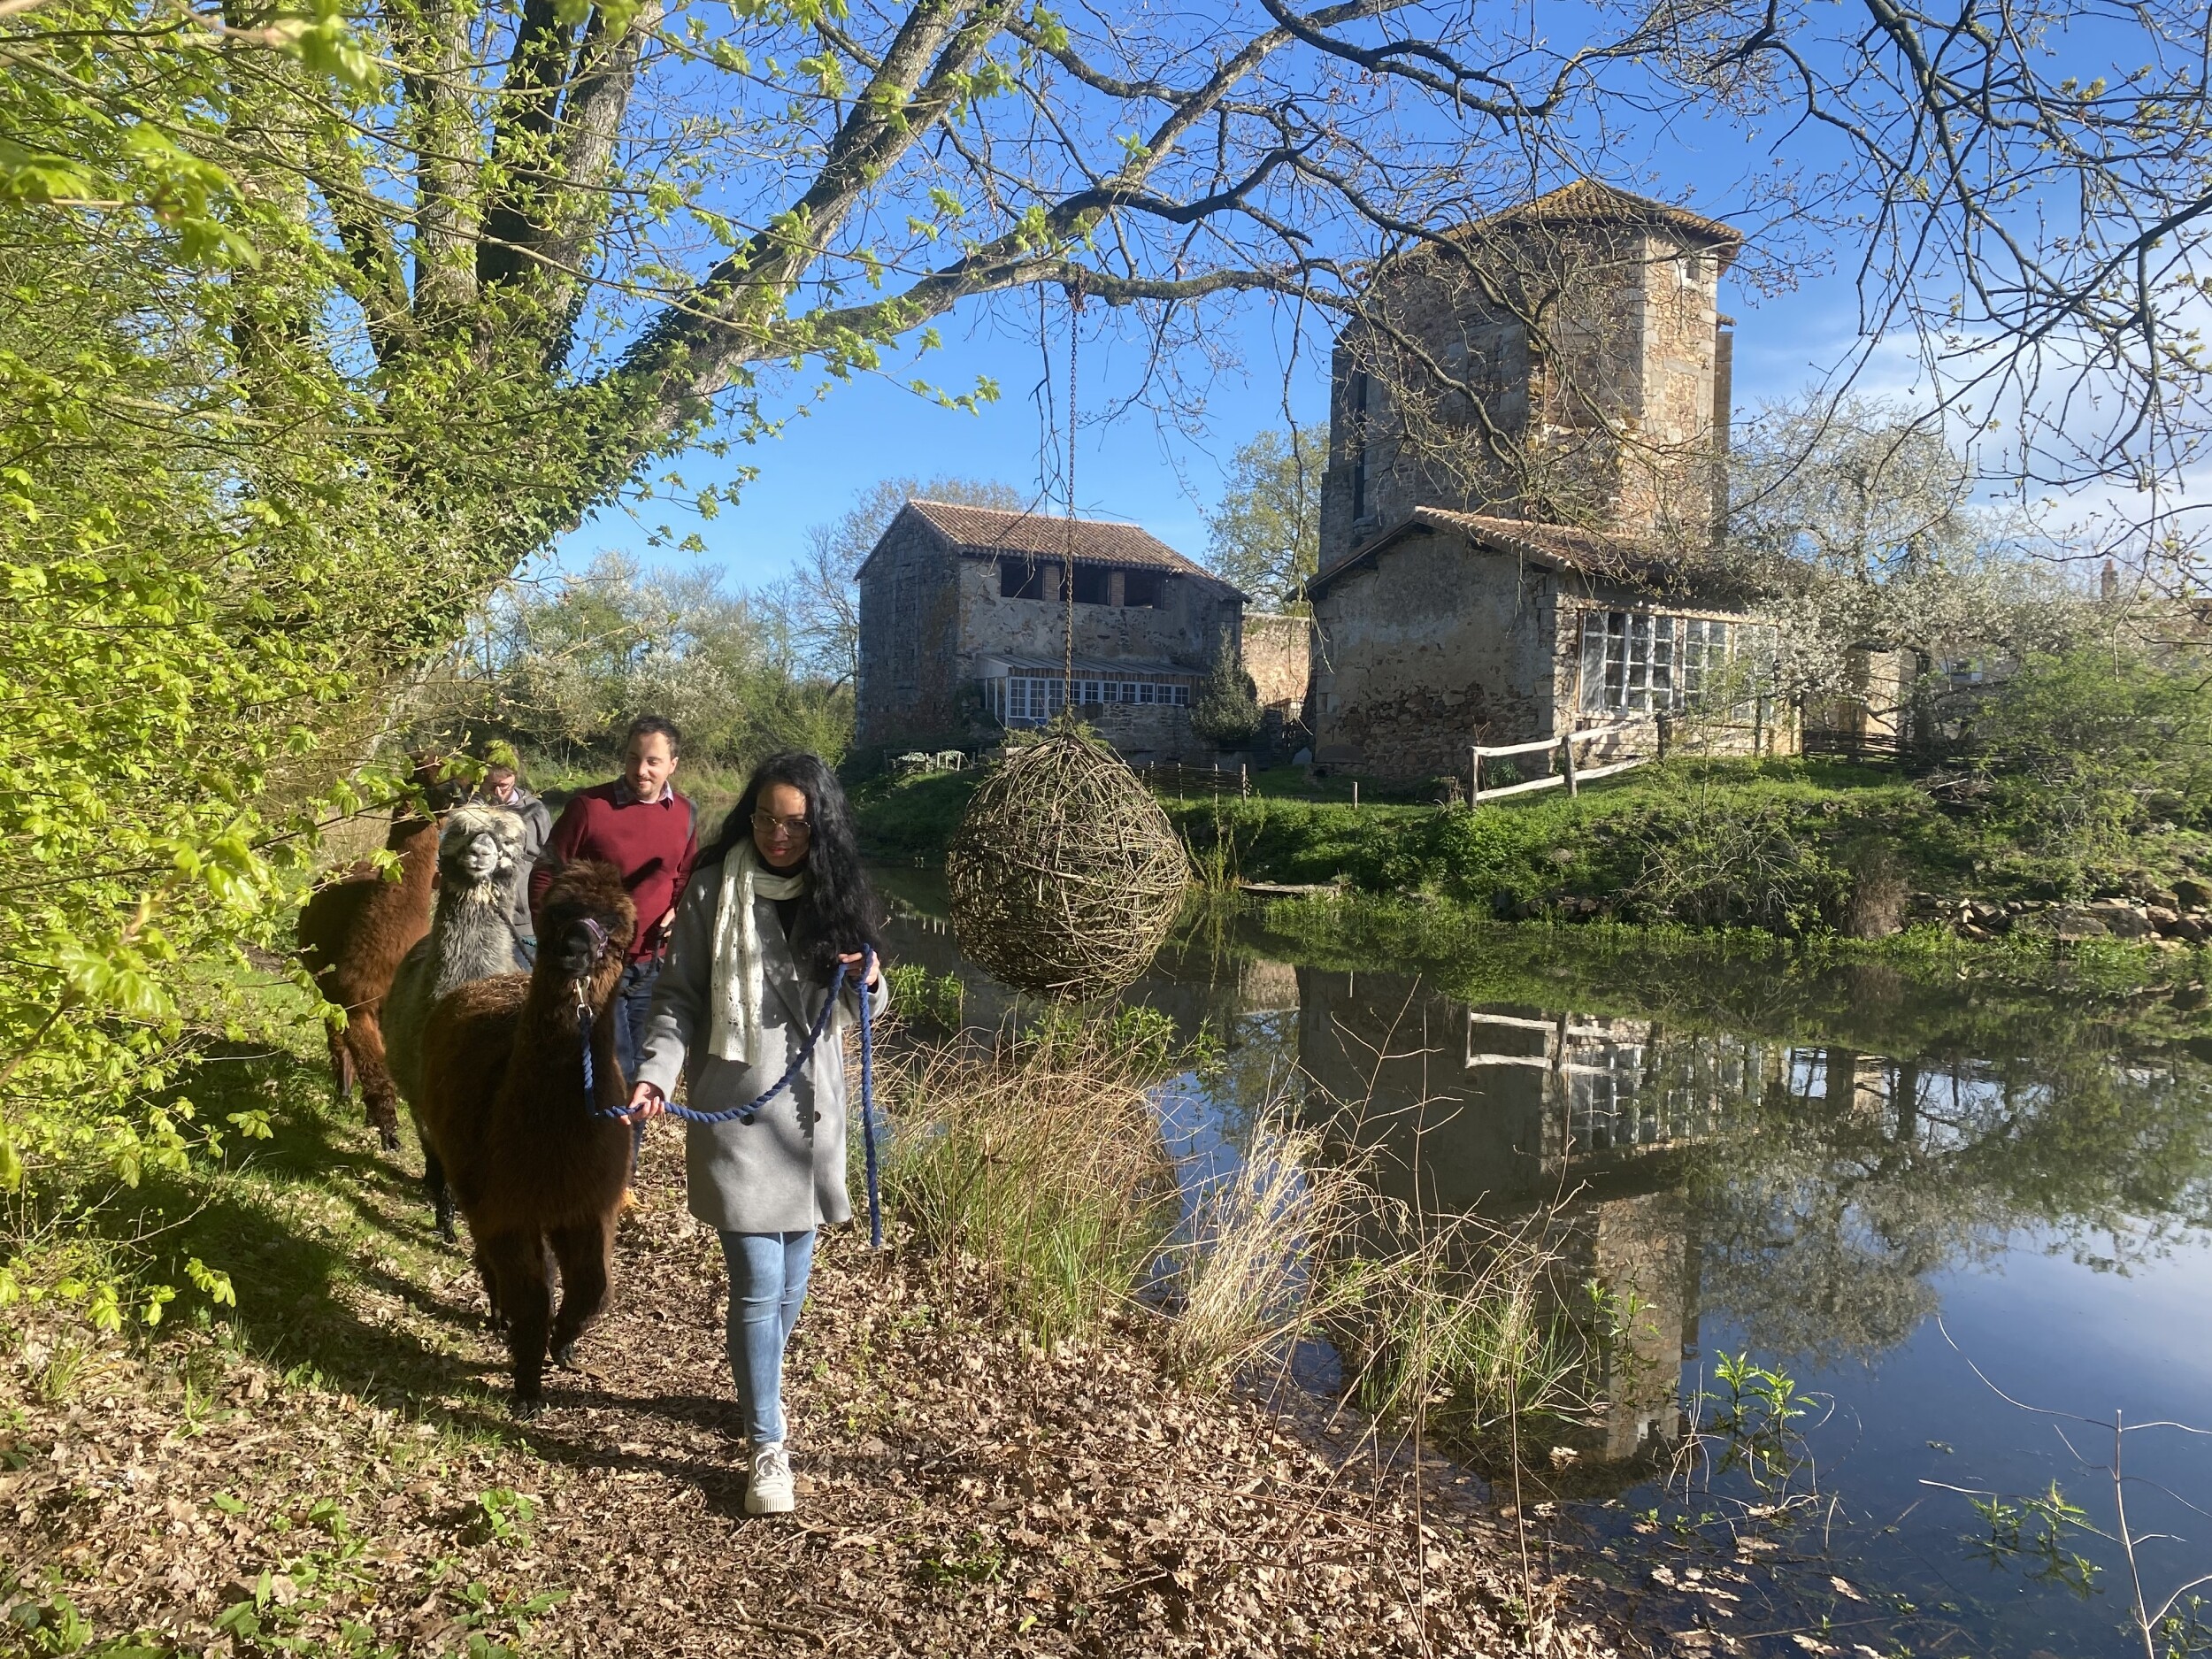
[1296,970,1802,1476]
[872,875,2097,1486]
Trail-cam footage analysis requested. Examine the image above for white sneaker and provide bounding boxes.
[745,1440,795,1515]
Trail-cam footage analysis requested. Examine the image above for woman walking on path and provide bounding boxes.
[625,752,887,1517]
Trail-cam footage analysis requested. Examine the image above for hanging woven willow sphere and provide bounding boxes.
[945,726,1191,1000]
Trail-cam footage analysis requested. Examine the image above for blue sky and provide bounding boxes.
[555,257,1887,592]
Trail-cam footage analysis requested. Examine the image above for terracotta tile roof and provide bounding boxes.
[889,498,1227,583]
[1308,506,1743,601]
[1463,180,1742,251]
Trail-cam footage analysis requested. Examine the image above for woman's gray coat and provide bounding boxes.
[633,870,889,1234]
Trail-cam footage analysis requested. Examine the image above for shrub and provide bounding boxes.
[884,1043,1173,1348]
[1964,646,2212,856]
[1188,629,1263,749]
[1624,787,1848,933]
[882,964,964,1033]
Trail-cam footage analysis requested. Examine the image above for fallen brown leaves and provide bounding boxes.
[0,1133,1663,1658]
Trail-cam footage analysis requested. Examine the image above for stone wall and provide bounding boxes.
[857,528,1242,755]
[1242,612,1313,718]
[1317,219,1726,578]
[1081,698,1207,764]
[855,516,964,747]
[1313,534,1790,780]
[952,553,1239,674]
[1310,529,1561,780]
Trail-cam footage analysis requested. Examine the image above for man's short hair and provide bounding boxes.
[625,715,681,755]
[484,762,518,782]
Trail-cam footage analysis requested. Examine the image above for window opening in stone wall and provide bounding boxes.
[1123,570,1165,608]
[1071,565,1110,605]
[997,675,1067,726]
[1001,557,1047,600]
[1582,611,1710,713]
[1678,618,1730,704]
[996,674,1188,724]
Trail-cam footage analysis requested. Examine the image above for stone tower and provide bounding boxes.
[1318,181,1742,572]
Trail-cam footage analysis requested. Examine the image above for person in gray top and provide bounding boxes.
[626,751,887,1517]
[475,757,552,959]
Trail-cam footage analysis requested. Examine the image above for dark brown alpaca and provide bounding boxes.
[417,860,636,1417]
[296,757,466,1149]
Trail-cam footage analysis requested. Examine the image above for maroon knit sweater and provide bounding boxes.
[528,783,699,962]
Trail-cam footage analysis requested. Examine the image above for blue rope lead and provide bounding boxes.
[587,946,884,1250]
[858,944,880,1249]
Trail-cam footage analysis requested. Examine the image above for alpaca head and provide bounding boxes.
[438,804,526,895]
[539,860,637,1005]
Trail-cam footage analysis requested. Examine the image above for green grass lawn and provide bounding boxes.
[856,751,2212,932]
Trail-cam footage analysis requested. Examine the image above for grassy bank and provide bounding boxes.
[0,982,1648,1658]
[857,756,2212,941]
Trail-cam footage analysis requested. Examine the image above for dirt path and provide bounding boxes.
[3,1098,1655,1658]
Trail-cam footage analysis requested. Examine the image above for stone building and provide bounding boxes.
[1308,181,1791,781]
[1241,611,1315,740]
[854,498,1244,761]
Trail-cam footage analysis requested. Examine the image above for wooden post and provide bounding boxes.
[1657,711,1671,763]
[1753,698,1766,757]
[1561,732,1579,797]
[1240,763,1248,798]
[1353,780,1360,810]
[1471,746,1482,809]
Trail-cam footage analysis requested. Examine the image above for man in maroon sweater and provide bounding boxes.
[529,716,699,1097]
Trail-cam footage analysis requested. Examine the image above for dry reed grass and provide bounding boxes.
[882,1038,1176,1348]
[883,1040,1607,1478]
[1162,1100,1586,1445]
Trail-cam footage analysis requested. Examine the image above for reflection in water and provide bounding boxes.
[872,871,2212,1655]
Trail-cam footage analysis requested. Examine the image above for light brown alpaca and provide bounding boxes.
[417,860,636,1417]
[296,757,465,1149]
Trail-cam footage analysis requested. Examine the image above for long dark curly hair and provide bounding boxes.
[699,751,884,984]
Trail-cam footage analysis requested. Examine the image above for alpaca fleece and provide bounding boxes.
[296,757,461,1148]
[383,804,529,1239]
[417,859,637,1413]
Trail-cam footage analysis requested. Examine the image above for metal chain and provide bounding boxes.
[1064,284,1081,710]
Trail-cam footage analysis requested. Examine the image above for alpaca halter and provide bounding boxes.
[569,915,617,1008]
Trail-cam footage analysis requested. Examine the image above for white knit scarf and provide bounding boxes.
[705,841,810,1065]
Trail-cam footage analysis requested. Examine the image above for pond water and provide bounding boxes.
[869,867,2212,1658]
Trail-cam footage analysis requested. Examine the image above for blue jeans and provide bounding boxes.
[614,958,661,1175]
[612,957,660,1079]
[719,1229,815,1445]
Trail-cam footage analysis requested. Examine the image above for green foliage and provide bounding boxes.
[1965,645,2212,857]
[0,26,440,1326]
[851,770,980,860]
[884,1043,1173,1348]
[411,553,855,772]
[1018,1002,1184,1082]
[883,964,964,1033]
[1622,787,1851,934]
[1963,1482,2100,1597]
[1701,1352,1814,1491]
[1187,629,1263,749]
[1200,428,1322,612]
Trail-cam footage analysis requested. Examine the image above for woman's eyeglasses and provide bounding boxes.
[752,811,811,837]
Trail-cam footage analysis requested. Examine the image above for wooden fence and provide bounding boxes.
[1140,761,1254,798]
[1801,726,1906,763]
[1468,722,1646,805]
